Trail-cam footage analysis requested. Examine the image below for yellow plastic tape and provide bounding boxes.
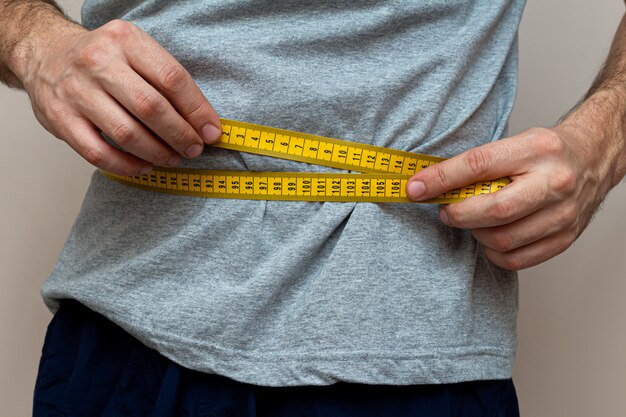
[98,118,510,203]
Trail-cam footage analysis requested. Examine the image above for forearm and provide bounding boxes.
[0,0,82,89]
[560,10,626,189]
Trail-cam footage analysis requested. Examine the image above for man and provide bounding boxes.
[1,0,624,416]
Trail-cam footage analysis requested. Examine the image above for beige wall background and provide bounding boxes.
[1,1,624,416]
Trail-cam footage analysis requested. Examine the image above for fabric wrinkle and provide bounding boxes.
[41,0,526,387]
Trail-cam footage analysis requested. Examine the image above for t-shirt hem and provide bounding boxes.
[42,295,517,387]
[150,331,516,387]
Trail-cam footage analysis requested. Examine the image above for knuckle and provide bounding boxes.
[169,128,191,149]
[564,204,578,225]
[537,129,565,156]
[45,103,70,125]
[63,77,83,97]
[112,123,136,146]
[184,97,210,119]
[563,230,578,248]
[555,203,578,226]
[134,91,164,119]
[549,167,577,195]
[84,147,105,167]
[434,165,450,190]
[553,233,575,257]
[46,111,61,126]
[154,150,172,165]
[76,45,105,69]
[500,254,524,271]
[159,64,188,93]
[527,126,549,137]
[465,148,491,179]
[444,205,462,226]
[559,234,572,251]
[103,19,136,40]
[489,197,516,222]
[492,232,514,253]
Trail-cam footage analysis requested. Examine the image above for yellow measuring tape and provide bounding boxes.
[99,118,510,203]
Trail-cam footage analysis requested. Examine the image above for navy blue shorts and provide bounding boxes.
[33,299,520,416]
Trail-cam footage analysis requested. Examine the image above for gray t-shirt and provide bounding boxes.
[42,0,526,386]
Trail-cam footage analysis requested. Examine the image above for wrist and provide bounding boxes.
[558,88,626,189]
[4,6,84,89]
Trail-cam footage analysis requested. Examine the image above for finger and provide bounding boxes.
[63,115,153,176]
[484,230,576,271]
[74,85,183,166]
[96,64,207,159]
[439,175,552,229]
[406,135,532,201]
[119,22,222,143]
[471,200,579,253]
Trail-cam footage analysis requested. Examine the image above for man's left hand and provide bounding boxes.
[406,125,615,271]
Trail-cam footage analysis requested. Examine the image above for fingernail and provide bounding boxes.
[407,180,426,200]
[201,124,222,144]
[167,154,181,166]
[186,143,203,158]
[140,165,153,175]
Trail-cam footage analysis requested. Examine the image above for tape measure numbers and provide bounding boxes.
[99,118,510,203]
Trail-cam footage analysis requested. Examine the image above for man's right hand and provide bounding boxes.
[10,17,222,176]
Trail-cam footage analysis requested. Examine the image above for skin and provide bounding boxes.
[0,1,222,177]
[406,8,626,271]
[1,1,624,271]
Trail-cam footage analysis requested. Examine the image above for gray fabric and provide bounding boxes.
[42,0,526,386]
